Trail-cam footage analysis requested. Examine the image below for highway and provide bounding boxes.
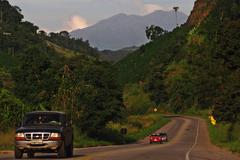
[1,116,240,160]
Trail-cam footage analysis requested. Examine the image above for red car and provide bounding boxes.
[149,133,162,144]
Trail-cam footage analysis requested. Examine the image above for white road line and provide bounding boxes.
[185,119,200,160]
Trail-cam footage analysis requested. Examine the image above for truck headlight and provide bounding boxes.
[15,133,25,141]
[49,133,62,140]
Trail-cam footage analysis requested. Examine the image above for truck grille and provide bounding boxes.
[24,133,50,141]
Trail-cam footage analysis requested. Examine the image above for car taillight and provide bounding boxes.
[49,133,62,141]
[15,133,25,141]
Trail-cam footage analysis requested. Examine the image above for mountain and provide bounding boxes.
[100,46,139,63]
[71,11,188,50]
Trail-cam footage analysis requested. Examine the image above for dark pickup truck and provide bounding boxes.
[15,111,73,159]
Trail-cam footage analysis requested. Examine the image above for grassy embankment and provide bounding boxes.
[0,130,15,150]
[185,108,240,153]
[73,114,169,148]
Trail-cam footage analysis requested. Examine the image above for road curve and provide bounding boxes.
[1,116,240,160]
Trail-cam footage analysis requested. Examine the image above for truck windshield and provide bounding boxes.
[23,113,62,126]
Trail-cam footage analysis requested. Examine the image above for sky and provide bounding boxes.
[9,0,195,32]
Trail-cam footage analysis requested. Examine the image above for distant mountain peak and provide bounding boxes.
[71,11,188,50]
[112,13,127,17]
[148,10,168,14]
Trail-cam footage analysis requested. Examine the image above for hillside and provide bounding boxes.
[116,0,240,114]
[186,0,216,26]
[100,47,139,63]
[116,0,217,85]
[71,11,187,50]
[0,0,125,140]
[116,0,240,151]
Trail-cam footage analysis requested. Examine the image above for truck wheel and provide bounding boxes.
[15,147,23,159]
[66,141,73,157]
[57,141,66,158]
[27,152,34,158]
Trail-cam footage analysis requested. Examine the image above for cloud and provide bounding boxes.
[133,0,166,15]
[66,15,88,31]
[143,4,164,14]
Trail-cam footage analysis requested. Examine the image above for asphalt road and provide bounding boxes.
[1,116,240,160]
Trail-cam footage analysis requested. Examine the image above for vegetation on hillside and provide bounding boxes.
[100,47,138,63]
[145,25,167,41]
[46,31,99,56]
[116,0,240,145]
[1,0,240,153]
[123,83,154,115]
[0,0,125,140]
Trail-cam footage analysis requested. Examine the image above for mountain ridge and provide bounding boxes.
[71,10,188,50]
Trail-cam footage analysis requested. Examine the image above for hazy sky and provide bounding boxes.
[9,0,195,32]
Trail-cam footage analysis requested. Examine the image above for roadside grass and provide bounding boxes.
[208,123,240,153]
[108,114,170,143]
[74,130,112,148]
[75,113,170,147]
[74,114,169,147]
[125,114,169,142]
[185,107,240,153]
[0,129,15,150]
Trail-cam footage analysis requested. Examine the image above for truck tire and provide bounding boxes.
[15,147,23,159]
[57,141,66,158]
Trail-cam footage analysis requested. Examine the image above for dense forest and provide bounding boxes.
[117,0,240,125]
[0,0,125,138]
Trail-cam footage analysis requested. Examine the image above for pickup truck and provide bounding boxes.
[15,111,73,159]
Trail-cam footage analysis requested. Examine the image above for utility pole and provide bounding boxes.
[173,6,179,27]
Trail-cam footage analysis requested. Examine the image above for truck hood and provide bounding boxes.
[16,125,63,133]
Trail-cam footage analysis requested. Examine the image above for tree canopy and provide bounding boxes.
[146,25,167,41]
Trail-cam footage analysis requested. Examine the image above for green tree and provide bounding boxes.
[13,45,59,107]
[146,25,166,41]
[53,57,125,137]
[0,88,27,131]
[0,0,23,24]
